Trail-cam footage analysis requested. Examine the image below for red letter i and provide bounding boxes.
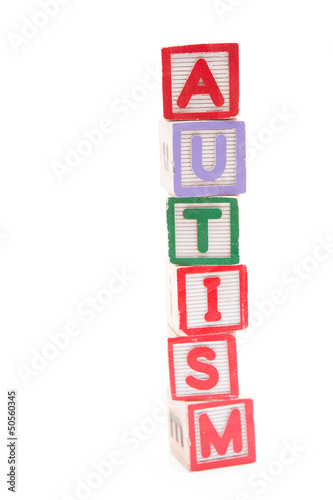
[203,277,221,322]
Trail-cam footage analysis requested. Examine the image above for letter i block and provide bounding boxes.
[161,44,239,120]
[159,120,246,197]
[168,396,256,471]
[168,331,239,401]
[166,263,248,336]
[167,196,239,265]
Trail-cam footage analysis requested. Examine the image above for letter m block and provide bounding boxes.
[168,397,256,471]
[161,43,239,120]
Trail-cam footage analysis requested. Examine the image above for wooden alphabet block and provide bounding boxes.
[168,330,239,401]
[167,196,239,266]
[161,44,239,120]
[166,263,248,336]
[159,119,246,197]
[168,396,256,471]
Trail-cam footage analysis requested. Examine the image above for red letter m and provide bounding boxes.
[199,408,243,458]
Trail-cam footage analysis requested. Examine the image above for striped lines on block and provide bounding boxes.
[180,127,236,187]
[193,403,248,463]
[185,271,241,329]
[170,52,230,114]
[172,340,231,398]
[174,201,231,259]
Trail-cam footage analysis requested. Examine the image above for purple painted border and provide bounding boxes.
[172,121,246,197]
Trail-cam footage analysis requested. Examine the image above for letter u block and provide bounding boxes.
[167,196,239,265]
[161,43,239,120]
[168,396,256,471]
[159,120,246,197]
[166,263,248,336]
[168,330,239,401]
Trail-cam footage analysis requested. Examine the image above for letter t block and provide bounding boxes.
[167,196,239,265]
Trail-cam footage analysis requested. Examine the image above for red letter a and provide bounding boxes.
[199,409,243,458]
[177,58,224,108]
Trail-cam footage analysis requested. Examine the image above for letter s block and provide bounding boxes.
[162,44,239,120]
[159,120,246,197]
[168,331,239,401]
[167,196,239,265]
[166,263,248,336]
[168,396,256,471]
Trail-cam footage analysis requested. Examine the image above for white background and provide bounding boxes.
[1,1,332,499]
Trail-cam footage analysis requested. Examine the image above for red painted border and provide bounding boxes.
[168,334,239,401]
[161,43,239,120]
[177,265,248,336]
[188,399,256,471]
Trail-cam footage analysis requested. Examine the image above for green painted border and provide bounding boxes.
[166,196,240,265]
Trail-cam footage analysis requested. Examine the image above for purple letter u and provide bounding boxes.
[191,133,227,181]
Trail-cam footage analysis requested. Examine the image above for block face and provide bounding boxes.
[167,196,239,265]
[162,44,239,120]
[168,333,239,401]
[159,120,246,197]
[174,121,246,197]
[188,399,256,471]
[177,265,248,335]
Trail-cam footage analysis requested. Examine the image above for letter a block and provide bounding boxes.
[166,263,248,336]
[167,196,239,265]
[162,44,239,120]
[168,397,256,471]
[159,120,246,197]
[168,332,239,401]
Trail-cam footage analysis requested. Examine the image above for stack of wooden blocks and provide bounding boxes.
[159,43,256,472]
